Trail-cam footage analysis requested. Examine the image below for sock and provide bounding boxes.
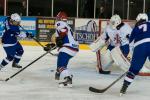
[124,71,135,86]
[61,69,70,78]
[1,58,10,66]
[14,55,21,63]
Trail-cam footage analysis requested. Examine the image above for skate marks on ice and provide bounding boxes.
[0,46,150,100]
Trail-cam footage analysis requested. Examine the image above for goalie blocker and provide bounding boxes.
[89,36,106,52]
[89,36,111,74]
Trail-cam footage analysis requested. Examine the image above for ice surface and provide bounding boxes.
[0,46,150,100]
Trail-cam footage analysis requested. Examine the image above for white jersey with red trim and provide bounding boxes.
[101,23,132,46]
[55,21,79,56]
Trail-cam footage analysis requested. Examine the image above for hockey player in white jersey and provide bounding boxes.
[44,11,79,87]
[90,14,132,72]
[120,13,150,96]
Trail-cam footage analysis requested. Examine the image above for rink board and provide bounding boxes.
[19,40,90,50]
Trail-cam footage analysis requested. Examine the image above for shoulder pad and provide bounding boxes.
[116,23,124,30]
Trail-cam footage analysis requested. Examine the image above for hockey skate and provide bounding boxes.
[55,71,60,80]
[12,62,22,68]
[59,75,73,88]
[120,84,128,96]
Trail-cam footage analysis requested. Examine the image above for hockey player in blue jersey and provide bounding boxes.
[0,13,33,70]
[44,11,79,87]
[120,13,150,96]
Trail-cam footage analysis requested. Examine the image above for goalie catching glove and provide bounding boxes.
[44,43,56,51]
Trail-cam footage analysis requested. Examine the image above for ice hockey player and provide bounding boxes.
[44,11,79,87]
[120,13,150,96]
[89,14,132,73]
[0,13,34,70]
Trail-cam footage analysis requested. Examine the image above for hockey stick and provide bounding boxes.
[4,46,56,82]
[19,25,57,56]
[97,51,111,74]
[5,52,48,82]
[32,37,57,56]
[89,72,127,93]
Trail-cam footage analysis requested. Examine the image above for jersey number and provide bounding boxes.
[138,24,147,32]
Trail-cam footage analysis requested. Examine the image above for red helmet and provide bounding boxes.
[56,11,67,20]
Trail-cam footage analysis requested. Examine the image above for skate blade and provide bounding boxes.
[59,84,72,88]
[119,93,124,97]
[55,79,60,83]
[12,67,22,70]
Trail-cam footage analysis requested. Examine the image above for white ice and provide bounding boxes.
[0,46,150,100]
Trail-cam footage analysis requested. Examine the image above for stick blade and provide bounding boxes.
[89,87,107,93]
[99,70,111,74]
[5,78,9,82]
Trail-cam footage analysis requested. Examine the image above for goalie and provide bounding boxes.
[89,14,132,73]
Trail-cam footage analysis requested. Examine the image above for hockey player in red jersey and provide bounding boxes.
[44,11,79,87]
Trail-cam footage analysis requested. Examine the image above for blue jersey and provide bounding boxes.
[2,17,20,47]
[130,21,150,47]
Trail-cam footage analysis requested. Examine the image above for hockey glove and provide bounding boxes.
[44,43,56,51]
[26,32,34,38]
[56,37,63,47]
[1,38,4,43]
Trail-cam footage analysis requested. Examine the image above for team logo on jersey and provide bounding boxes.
[114,34,122,46]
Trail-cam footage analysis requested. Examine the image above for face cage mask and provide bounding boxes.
[10,20,20,26]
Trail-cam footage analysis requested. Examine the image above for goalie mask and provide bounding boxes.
[110,14,121,29]
[56,11,68,21]
[10,13,21,26]
[136,13,148,22]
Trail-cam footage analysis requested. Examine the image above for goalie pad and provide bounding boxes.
[110,46,150,73]
[100,50,114,70]
[89,36,106,52]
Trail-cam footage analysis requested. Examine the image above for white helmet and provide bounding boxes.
[136,13,148,22]
[110,14,121,29]
[10,13,21,22]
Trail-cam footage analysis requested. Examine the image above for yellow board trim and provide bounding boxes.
[19,40,90,50]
